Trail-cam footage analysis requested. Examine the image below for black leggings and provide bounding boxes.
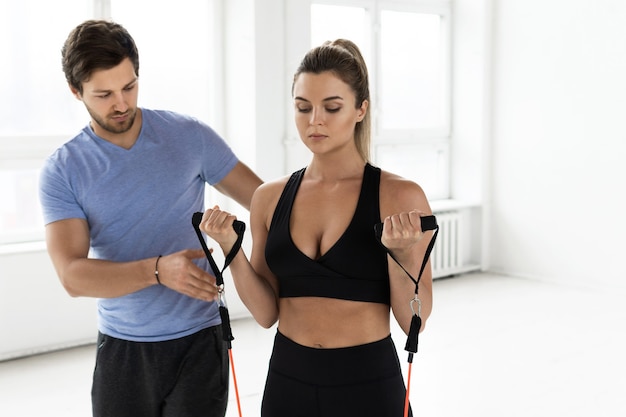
[261,331,412,417]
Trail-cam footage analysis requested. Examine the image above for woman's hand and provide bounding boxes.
[199,206,239,255]
[381,209,427,255]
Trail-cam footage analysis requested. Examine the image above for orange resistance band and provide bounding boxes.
[404,361,413,417]
[229,348,243,417]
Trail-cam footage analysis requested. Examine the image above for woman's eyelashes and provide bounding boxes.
[296,106,342,113]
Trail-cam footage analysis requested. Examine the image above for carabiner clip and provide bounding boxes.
[217,285,227,307]
[409,295,422,318]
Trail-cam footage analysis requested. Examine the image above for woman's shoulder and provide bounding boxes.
[379,169,424,192]
[250,173,295,227]
[258,173,292,193]
[251,174,292,206]
[378,168,430,212]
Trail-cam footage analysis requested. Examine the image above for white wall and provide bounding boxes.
[0,246,97,360]
[489,0,626,290]
[450,0,493,269]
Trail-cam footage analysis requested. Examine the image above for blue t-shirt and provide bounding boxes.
[39,109,239,342]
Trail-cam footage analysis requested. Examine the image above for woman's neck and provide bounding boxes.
[306,154,366,181]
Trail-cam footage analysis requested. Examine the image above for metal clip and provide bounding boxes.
[217,285,226,307]
[409,295,422,318]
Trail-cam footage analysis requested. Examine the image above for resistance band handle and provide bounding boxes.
[373,215,438,239]
[232,219,246,235]
[191,212,246,252]
[191,212,246,234]
[191,212,246,286]
[374,214,439,291]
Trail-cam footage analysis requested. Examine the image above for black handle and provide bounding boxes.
[232,220,246,235]
[192,212,246,234]
[374,215,438,238]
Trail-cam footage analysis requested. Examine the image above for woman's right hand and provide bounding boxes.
[199,206,239,254]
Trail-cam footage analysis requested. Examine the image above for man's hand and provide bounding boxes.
[155,249,219,302]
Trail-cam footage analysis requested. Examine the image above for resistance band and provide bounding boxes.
[374,215,439,417]
[191,212,246,417]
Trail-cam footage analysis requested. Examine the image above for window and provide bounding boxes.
[0,0,92,245]
[1,0,450,245]
[379,10,447,132]
[109,0,220,118]
[300,0,451,199]
[0,0,222,245]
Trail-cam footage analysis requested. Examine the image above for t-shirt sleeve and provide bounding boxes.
[39,155,86,225]
[195,119,239,185]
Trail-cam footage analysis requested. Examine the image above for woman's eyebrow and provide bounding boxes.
[294,95,344,102]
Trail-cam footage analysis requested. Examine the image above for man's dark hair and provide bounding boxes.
[62,20,139,94]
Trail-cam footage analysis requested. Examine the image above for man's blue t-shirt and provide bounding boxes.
[39,109,239,342]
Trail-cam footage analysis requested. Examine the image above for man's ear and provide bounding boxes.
[69,84,82,101]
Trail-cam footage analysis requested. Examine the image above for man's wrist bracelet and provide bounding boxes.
[155,255,162,285]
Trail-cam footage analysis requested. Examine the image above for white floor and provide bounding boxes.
[1,272,625,416]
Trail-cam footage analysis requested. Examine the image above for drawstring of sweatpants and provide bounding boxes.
[375,215,439,417]
[192,212,245,417]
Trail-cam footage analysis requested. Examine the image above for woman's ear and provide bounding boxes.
[356,99,369,122]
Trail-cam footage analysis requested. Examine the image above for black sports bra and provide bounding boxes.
[265,163,390,305]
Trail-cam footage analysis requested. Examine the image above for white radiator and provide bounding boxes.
[430,210,479,279]
[431,211,459,278]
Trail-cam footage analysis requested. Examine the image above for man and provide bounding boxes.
[39,20,262,417]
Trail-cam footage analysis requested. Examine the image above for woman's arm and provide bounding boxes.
[379,172,434,335]
[200,183,281,328]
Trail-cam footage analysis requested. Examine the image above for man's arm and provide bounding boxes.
[213,161,263,210]
[45,218,220,301]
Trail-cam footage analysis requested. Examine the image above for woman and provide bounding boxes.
[201,39,434,416]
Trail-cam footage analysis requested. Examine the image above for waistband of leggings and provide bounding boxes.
[268,330,402,387]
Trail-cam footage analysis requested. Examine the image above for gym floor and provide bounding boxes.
[1,272,624,417]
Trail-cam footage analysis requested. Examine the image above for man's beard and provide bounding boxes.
[87,106,137,134]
